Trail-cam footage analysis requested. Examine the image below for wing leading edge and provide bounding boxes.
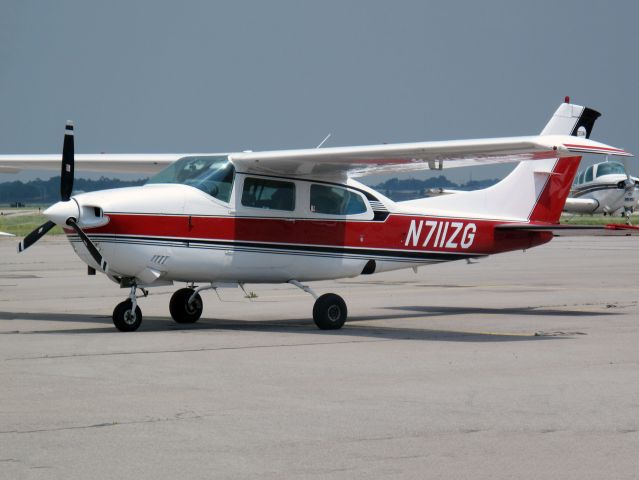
[0,154,188,175]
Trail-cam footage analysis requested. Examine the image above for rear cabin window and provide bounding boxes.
[241,177,295,211]
[310,184,367,215]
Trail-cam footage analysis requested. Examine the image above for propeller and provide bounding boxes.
[614,158,637,225]
[66,218,109,271]
[17,220,56,252]
[18,122,109,271]
[60,121,74,201]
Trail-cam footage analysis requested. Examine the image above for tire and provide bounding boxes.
[170,288,203,324]
[113,300,142,332]
[313,293,347,330]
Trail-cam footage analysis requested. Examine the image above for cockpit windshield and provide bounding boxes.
[146,155,235,202]
[596,162,625,178]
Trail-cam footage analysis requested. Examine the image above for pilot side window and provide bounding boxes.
[310,184,367,215]
[584,166,594,183]
[146,155,235,203]
[241,177,296,211]
[596,162,625,177]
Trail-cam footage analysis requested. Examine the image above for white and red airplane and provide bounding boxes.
[0,98,635,332]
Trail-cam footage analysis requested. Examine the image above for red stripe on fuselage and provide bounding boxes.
[82,213,552,256]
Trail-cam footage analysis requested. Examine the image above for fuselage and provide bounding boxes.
[58,165,551,287]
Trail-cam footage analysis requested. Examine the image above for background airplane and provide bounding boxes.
[564,159,638,223]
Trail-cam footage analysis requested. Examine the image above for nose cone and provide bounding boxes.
[44,200,80,227]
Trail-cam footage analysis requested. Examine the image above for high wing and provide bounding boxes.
[0,136,631,179]
[0,154,189,174]
[230,135,632,179]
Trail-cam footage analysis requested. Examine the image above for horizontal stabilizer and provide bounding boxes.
[495,223,639,236]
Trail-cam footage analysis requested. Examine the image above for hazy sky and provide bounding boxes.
[1,0,637,184]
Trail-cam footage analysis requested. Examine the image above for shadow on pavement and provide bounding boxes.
[0,304,602,342]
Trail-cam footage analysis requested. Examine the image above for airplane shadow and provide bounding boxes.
[0,304,614,342]
[377,305,607,318]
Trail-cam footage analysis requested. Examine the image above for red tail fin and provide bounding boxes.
[528,156,581,223]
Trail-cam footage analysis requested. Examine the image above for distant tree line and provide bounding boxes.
[0,176,148,204]
[0,174,500,205]
[372,175,500,201]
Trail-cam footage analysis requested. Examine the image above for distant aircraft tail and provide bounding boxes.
[540,97,601,138]
[400,99,600,223]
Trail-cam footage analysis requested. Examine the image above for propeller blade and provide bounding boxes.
[622,157,633,185]
[60,121,75,201]
[66,218,109,272]
[17,220,56,252]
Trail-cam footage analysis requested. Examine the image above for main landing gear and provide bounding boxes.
[289,280,347,330]
[169,287,204,323]
[112,281,347,332]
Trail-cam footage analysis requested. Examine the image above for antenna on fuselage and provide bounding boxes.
[316,133,332,148]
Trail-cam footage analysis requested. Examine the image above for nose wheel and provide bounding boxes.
[113,299,143,332]
[112,284,145,332]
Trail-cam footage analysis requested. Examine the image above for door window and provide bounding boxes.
[241,177,295,211]
[310,184,367,215]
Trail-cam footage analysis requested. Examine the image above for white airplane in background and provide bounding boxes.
[564,159,638,223]
[0,98,635,332]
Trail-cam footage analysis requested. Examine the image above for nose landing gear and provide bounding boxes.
[112,284,146,332]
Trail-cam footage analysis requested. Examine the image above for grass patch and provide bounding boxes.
[560,214,632,225]
[0,211,64,236]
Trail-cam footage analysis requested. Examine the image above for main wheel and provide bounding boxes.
[113,299,142,332]
[313,293,347,330]
[170,288,203,324]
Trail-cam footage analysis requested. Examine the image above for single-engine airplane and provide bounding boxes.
[0,98,635,332]
[564,159,638,222]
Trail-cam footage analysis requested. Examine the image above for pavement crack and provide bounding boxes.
[534,331,586,337]
[6,338,390,361]
[0,411,204,435]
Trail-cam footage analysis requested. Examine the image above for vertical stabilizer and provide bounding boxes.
[540,98,601,139]
[400,100,599,223]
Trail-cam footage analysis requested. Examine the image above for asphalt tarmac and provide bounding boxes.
[1,236,638,479]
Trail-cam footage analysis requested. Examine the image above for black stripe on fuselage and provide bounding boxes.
[67,233,485,262]
[572,183,622,197]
